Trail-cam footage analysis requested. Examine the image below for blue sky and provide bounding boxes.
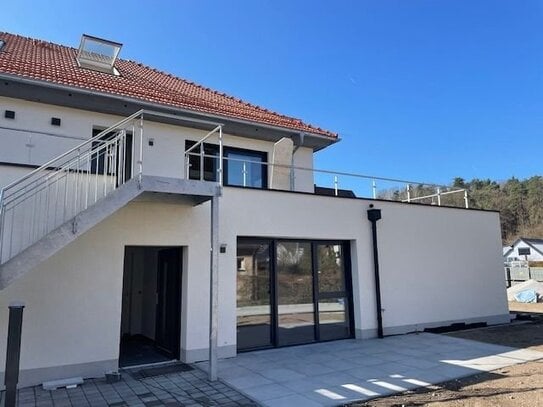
[1,0,542,185]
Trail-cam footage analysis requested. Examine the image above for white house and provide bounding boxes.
[503,238,543,263]
[0,32,509,388]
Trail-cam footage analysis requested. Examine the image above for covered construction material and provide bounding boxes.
[507,279,543,302]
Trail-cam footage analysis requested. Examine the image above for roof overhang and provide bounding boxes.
[0,73,340,151]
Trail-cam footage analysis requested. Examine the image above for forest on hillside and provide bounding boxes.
[379,176,543,244]
[453,176,543,244]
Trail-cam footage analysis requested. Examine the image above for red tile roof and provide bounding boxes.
[0,32,337,139]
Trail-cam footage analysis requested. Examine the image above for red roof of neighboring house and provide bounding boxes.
[0,32,337,138]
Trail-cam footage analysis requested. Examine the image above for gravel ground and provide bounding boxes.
[349,303,543,407]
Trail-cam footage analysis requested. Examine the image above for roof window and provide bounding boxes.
[0,40,5,51]
[76,34,122,75]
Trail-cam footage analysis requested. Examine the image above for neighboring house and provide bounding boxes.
[503,238,543,264]
[0,32,509,388]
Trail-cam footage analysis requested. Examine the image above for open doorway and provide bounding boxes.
[120,246,182,367]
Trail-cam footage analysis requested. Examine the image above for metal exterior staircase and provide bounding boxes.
[0,109,221,290]
[0,110,145,289]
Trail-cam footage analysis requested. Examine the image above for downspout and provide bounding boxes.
[367,206,384,338]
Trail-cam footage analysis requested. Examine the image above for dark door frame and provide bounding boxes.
[155,247,182,360]
[120,246,183,363]
[91,127,133,182]
[237,238,354,351]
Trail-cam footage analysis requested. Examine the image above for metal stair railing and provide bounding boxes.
[0,110,144,265]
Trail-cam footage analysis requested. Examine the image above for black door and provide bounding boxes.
[155,248,181,358]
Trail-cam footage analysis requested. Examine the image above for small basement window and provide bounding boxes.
[76,34,122,75]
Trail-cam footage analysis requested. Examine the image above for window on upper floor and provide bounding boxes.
[224,149,267,188]
[185,141,267,189]
[91,128,133,180]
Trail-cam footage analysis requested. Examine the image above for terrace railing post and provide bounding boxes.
[138,114,144,188]
[218,126,223,186]
[0,192,4,263]
[4,301,25,407]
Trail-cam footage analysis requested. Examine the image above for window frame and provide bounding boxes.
[236,237,354,352]
[185,141,268,189]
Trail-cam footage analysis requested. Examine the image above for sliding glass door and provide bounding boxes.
[236,240,273,350]
[276,241,315,346]
[316,243,351,341]
[237,238,353,351]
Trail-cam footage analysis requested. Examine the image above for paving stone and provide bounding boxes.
[1,364,255,407]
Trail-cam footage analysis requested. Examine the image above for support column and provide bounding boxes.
[208,191,220,381]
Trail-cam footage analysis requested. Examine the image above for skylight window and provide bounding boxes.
[0,40,5,51]
[76,34,122,75]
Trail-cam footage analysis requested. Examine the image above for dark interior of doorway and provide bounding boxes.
[120,246,182,367]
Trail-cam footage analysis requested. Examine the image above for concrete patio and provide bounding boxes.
[2,332,542,407]
[199,332,543,407]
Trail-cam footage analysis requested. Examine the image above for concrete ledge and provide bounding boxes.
[141,176,219,197]
[0,359,117,390]
[181,345,236,363]
[357,314,511,339]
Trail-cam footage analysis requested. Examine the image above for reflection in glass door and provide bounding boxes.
[236,240,272,350]
[276,241,315,346]
[316,243,351,341]
[237,238,352,351]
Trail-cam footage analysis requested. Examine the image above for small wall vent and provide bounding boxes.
[51,117,61,126]
[76,34,122,75]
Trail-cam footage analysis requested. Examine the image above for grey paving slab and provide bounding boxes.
[264,393,323,407]
[212,332,543,406]
[258,367,307,382]
[289,361,338,375]
[225,373,274,389]
[242,383,296,401]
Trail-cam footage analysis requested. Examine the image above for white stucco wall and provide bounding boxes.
[0,187,508,387]
[0,96,315,192]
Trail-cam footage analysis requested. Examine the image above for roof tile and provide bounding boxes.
[0,32,337,139]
